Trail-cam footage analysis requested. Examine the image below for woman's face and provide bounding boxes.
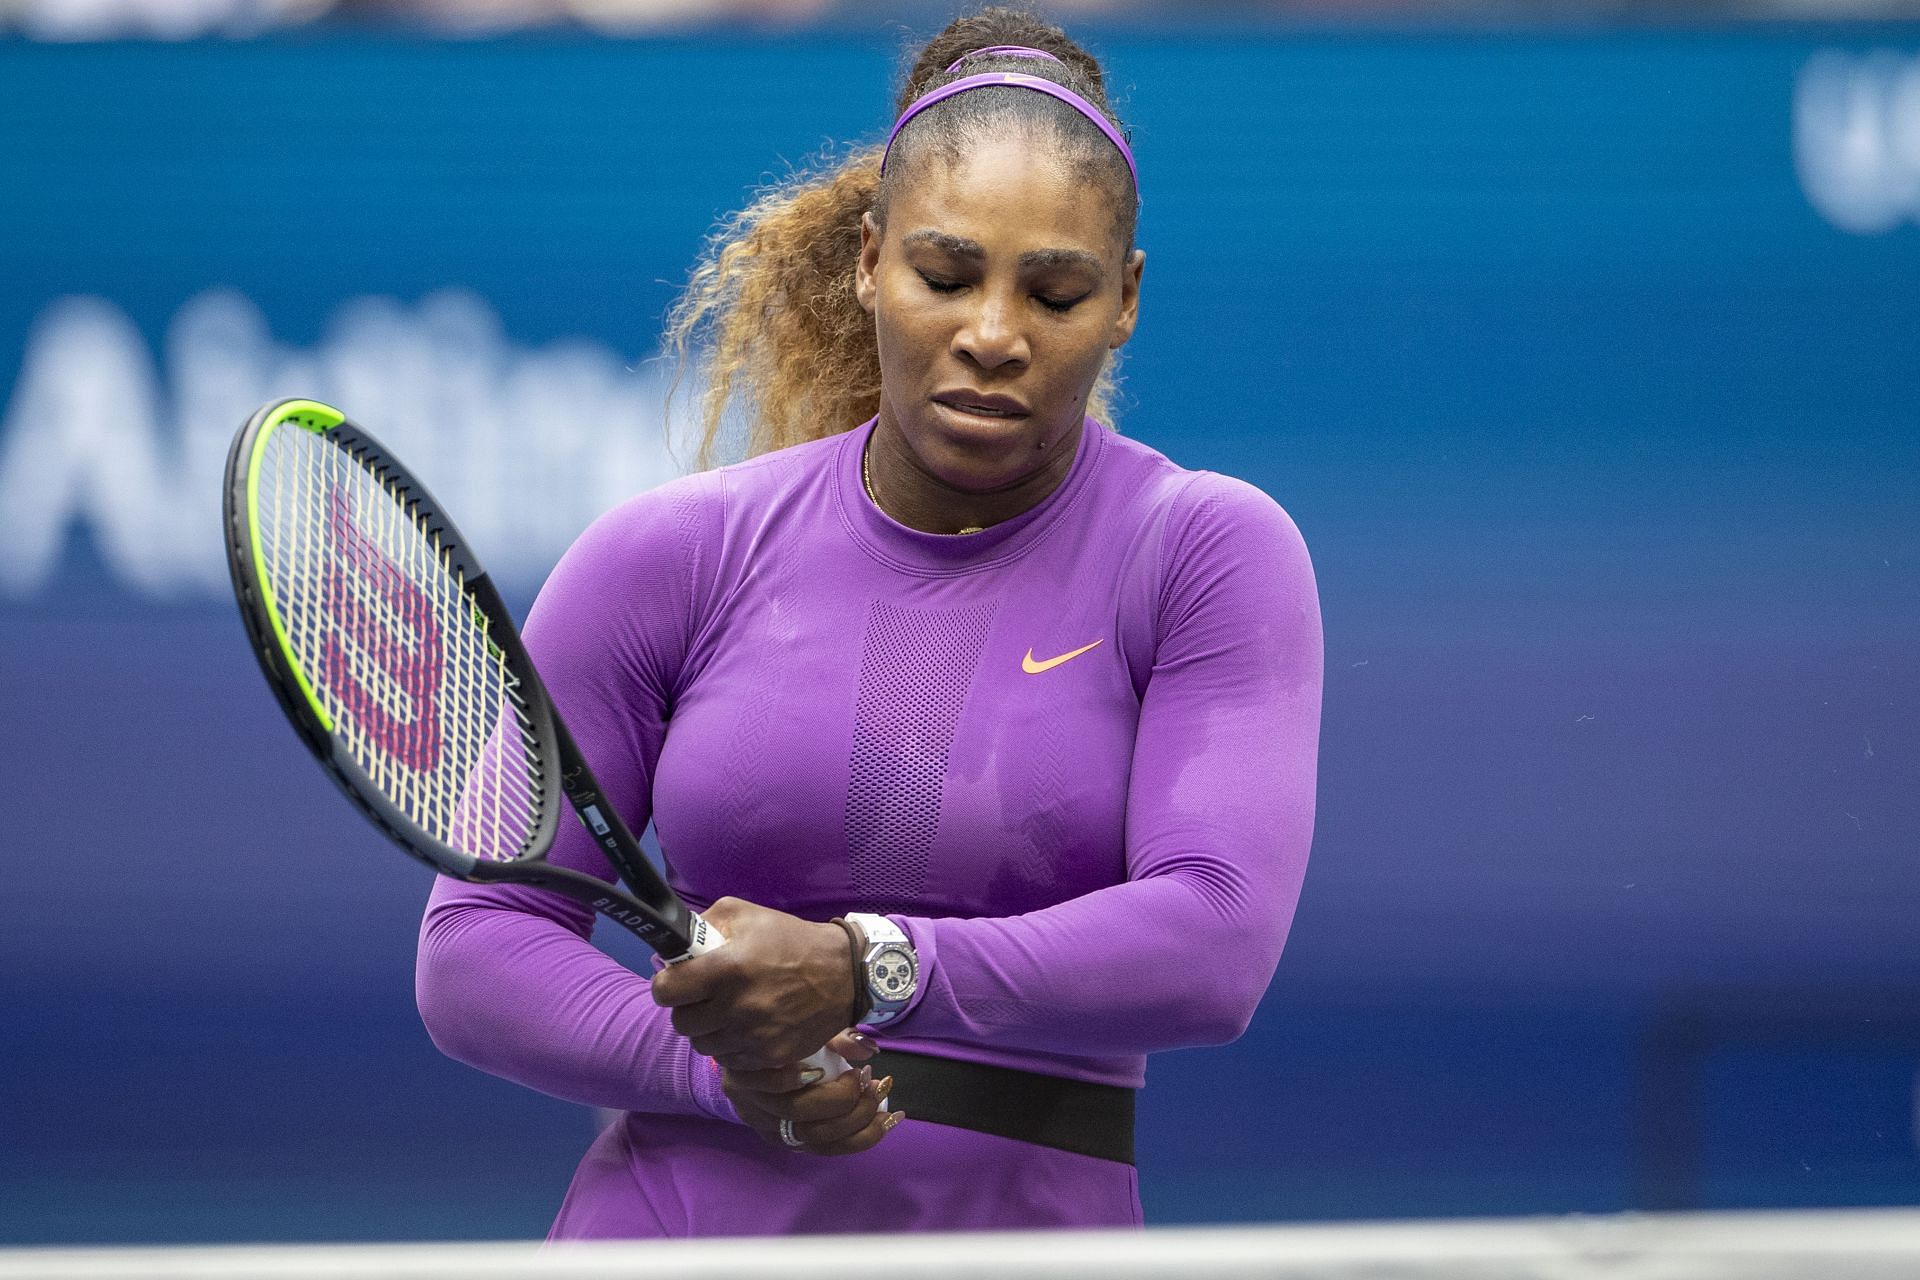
[856,136,1143,495]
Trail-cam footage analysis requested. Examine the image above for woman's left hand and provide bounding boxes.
[650,897,858,1071]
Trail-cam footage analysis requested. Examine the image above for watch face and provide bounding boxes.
[869,945,918,999]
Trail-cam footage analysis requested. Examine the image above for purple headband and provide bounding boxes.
[944,45,1065,72]
[881,70,1139,196]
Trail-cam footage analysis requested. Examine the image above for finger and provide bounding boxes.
[713,1045,795,1073]
[726,1061,840,1097]
[700,897,747,932]
[792,1073,889,1144]
[704,1024,847,1073]
[749,1026,866,1074]
[750,1066,873,1122]
[811,1107,907,1157]
[724,1089,818,1153]
[727,1094,777,1130]
[692,1034,761,1064]
[744,1116,801,1151]
[667,1004,729,1041]
[651,964,715,1008]
[827,1029,881,1064]
[720,1089,793,1149]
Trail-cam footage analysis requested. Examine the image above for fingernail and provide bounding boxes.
[858,1065,873,1088]
[876,1075,895,1101]
[799,1068,824,1086]
[882,1111,906,1131]
[846,1032,877,1051]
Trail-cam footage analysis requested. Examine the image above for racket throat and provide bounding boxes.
[468,860,697,959]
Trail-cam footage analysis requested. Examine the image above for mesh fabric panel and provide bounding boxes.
[844,599,995,908]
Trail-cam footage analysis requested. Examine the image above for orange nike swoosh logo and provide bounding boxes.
[1022,639,1103,674]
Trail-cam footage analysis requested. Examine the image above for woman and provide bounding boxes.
[417,7,1322,1238]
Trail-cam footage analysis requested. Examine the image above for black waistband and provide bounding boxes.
[868,1048,1136,1165]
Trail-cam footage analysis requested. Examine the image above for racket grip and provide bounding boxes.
[677,911,860,1088]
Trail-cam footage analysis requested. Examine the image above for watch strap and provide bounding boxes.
[845,911,909,949]
[829,916,873,1026]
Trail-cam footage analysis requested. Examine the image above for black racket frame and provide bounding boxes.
[221,397,699,960]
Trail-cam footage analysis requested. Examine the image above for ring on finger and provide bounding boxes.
[777,1118,806,1149]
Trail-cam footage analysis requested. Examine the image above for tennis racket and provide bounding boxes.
[221,396,846,1075]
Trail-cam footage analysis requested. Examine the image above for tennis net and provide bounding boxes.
[4,1209,1919,1279]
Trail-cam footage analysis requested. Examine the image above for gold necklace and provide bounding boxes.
[863,441,984,535]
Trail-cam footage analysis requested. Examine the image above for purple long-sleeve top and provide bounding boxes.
[416,417,1322,1235]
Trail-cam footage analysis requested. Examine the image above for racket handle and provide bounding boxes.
[677,911,858,1086]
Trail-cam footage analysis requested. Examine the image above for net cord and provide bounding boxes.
[6,1211,1920,1280]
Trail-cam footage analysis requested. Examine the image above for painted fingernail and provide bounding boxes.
[882,1110,906,1131]
[799,1068,824,1086]
[876,1075,895,1101]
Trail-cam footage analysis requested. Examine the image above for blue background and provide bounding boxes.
[1,29,1916,1243]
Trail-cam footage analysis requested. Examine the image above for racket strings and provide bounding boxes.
[255,427,544,861]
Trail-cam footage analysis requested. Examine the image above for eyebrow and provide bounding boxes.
[901,229,1102,274]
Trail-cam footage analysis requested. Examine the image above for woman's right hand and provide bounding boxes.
[722,1031,904,1155]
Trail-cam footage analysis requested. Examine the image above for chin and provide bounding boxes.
[914,433,1048,494]
[922,455,1022,495]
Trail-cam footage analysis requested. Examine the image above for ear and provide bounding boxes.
[1108,248,1145,350]
[855,211,881,316]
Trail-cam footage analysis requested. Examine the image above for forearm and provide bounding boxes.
[413,486,737,1118]
[415,876,733,1121]
[892,854,1302,1056]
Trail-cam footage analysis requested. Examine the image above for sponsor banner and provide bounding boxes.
[0,289,680,599]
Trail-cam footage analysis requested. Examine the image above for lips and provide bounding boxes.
[933,390,1030,419]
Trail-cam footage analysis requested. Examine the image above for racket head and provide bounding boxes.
[222,397,565,880]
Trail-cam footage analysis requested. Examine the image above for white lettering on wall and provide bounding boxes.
[0,289,683,599]
[5,0,321,42]
[1795,49,1920,235]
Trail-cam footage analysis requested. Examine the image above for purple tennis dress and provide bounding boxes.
[416,417,1323,1237]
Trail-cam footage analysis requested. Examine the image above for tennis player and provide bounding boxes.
[416,6,1322,1237]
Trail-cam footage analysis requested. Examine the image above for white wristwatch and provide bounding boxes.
[844,912,919,1027]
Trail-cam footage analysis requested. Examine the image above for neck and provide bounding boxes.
[864,415,1083,535]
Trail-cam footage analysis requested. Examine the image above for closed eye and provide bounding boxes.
[917,270,1089,313]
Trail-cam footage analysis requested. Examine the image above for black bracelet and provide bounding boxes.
[830,916,872,1027]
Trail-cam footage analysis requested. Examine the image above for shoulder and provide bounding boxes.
[1081,435,1315,650]
[524,466,721,661]
[551,469,715,588]
[1165,470,1310,567]
[1092,429,1310,573]
[536,430,854,631]
[555,431,840,573]
[704,430,845,519]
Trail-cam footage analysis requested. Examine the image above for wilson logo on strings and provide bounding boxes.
[319,484,445,773]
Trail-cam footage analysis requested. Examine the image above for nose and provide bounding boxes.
[952,289,1030,372]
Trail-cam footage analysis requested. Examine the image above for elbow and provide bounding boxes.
[1162,936,1282,1048]
[1159,890,1297,1051]
[414,909,485,1068]
[1175,990,1263,1048]
[1141,963,1268,1048]
[414,972,465,1066]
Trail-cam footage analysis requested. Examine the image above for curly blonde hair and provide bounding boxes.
[662,7,1134,469]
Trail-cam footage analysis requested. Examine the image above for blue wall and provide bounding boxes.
[2,30,1917,1243]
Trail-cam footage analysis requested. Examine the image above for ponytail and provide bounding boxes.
[663,145,885,468]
